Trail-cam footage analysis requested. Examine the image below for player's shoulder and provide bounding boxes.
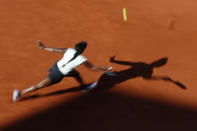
[78,54,88,60]
[65,48,77,53]
[67,48,76,51]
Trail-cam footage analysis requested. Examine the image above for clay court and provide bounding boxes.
[1,0,197,130]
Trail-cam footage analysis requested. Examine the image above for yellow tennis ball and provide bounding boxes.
[123,8,127,22]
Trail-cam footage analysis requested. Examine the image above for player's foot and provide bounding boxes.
[13,89,21,102]
[82,82,98,92]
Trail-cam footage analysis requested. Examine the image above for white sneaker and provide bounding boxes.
[13,89,20,102]
[82,82,98,92]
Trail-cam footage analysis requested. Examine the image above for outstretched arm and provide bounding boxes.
[84,61,112,72]
[38,40,67,53]
[144,76,186,89]
[110,56,134,66]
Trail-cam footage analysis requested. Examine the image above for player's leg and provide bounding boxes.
[67,69,99,92]
[67,69,85,85]
[20,77,51,95]
[13,77,52,102]
[13,62,63,102]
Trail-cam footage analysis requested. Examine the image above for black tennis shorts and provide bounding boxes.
[48,62,80,85]
[48,62,64,85]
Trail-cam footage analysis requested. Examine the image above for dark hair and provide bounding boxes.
[66,41,87,64]
[75,41,87,54]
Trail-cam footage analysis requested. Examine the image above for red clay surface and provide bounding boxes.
[1,0,197,130]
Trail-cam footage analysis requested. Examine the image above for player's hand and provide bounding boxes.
[102,66,113,72]
[106,66,113,71]
[37,40,46,49]
[110,56,115,62]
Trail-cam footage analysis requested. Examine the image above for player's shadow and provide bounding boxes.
[20,57,186,101]
[93,56,186,91]
[20,84,92,101]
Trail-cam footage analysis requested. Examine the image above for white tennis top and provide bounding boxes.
[57,48,87,75]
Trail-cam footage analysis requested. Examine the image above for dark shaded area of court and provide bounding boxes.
[2,91,197,131]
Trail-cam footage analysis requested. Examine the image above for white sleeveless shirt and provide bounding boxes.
[57,48,87,75]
